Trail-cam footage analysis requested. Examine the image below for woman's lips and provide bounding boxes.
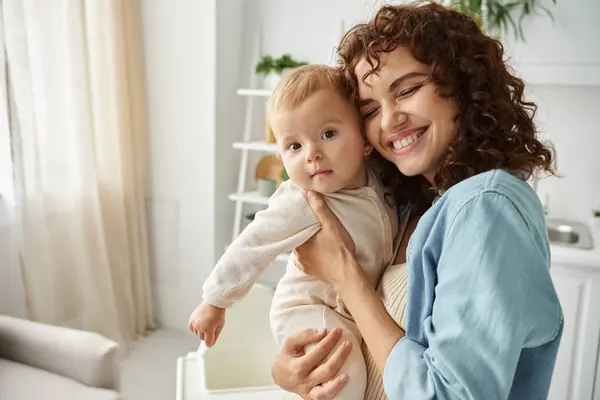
[388,127,428,155]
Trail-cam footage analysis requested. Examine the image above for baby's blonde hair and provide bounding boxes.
[267,64,353,118]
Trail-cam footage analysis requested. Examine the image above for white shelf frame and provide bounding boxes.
[229,33,281,245]
[227,30,289,263]
[232,141,278,152]
[237,88,273,97]
[228,191,271,206]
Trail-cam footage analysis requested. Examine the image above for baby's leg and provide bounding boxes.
[272,304,366,400]
[319,306,366,400]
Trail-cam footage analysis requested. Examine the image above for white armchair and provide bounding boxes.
[0,315,120,399]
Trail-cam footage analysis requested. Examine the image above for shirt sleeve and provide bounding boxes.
[383,191,562,399]
[202,182,320,308]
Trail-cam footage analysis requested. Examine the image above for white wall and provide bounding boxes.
[140,0,217,330]
[258,0,370,66]
[530,85,600,223]
[215,0,248,264]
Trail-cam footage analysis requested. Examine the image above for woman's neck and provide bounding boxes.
[422,171,435,186]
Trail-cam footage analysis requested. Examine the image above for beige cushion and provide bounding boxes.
[0,358,119,400]
[0,315,120,390]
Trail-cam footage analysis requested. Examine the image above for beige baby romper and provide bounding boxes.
[283,211,411,400]
[284,262,409,400]
[202,167,398,400]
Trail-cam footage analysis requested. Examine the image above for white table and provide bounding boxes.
[176,352,285,400]
[177,285,285,399]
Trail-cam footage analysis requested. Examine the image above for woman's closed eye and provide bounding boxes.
[321,130,338,140]
[396,82,425,99]
[362,107,379,120]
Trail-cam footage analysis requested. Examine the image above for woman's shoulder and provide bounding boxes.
[419,169,545,240]
[439,169,540,216]
[445,169,532,200]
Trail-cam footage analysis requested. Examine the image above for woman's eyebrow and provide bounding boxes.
[388,72,429,93]
[358,71,428,106]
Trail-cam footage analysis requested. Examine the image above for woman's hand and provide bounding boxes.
[294,191,360,286]
[271,328,353,400]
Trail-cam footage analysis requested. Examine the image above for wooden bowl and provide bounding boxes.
[255,155,284,188]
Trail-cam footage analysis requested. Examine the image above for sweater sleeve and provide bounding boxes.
[383,191,562,399]
[202,182,320,308]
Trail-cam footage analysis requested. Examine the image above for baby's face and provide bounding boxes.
[270,89,368,194]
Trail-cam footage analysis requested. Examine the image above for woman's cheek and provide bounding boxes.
[364,122,382,152]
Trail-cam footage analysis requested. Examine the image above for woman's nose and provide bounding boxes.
[381,104,408,134]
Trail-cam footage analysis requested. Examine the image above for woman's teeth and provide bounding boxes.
[392,130,424,150]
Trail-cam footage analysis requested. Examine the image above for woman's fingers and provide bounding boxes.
[300,328,344,368]
[307,191,335,227]
[307,374,349,400]
[292,249,306,272]
[282,328,329,355]
[308,339,352,384]
[272,328,349,398]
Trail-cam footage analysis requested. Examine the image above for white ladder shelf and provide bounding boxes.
[229,88,291,264]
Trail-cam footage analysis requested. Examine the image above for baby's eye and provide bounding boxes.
[287,142,301,151]
[321,130,338,140]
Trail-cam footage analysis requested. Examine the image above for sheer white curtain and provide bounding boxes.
[1,0,155,348]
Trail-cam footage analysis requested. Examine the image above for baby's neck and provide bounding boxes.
[342,165,369,190]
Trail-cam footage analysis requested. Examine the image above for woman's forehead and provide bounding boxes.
[355,47,428,92]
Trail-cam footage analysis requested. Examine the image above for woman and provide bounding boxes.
[270,3,562,400]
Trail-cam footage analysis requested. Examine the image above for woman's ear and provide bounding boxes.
[364,143,374,158]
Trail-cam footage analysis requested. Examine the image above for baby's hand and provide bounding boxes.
[188,303,226,347]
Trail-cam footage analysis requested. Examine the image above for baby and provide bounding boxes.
[189,65,399,399]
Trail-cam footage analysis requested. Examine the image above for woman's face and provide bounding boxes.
[355,46,458,183]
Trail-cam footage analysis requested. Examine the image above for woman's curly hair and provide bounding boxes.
[338,1,554,213]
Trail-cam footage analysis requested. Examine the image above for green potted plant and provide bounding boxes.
[280,167,289,182]
[255,53,308,89]
[446,0,557,41]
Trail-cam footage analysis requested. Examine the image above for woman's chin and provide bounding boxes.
[394,163,424,178]
[391,156,437,180]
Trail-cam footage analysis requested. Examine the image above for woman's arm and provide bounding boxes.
[294,191,405,373]
[383,191,563,399]
[334,265,405,373]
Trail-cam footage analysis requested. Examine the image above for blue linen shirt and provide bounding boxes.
[383,169,563,399]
